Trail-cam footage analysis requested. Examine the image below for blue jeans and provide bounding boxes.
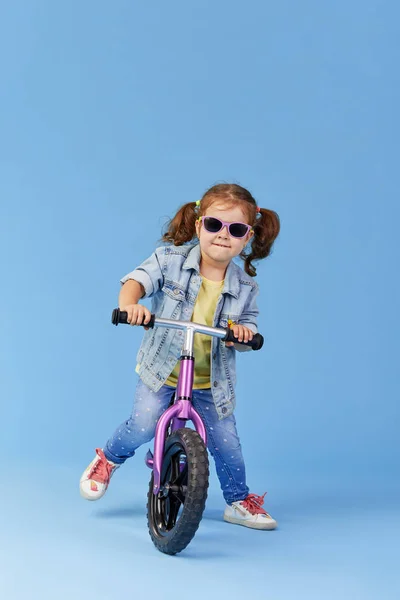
[103,378,249,505]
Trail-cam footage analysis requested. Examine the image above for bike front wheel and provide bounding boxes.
[147,427,209,555]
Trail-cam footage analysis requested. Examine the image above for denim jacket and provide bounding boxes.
[120,243,259,420]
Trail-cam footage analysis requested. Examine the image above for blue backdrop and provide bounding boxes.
[1,2,399,599]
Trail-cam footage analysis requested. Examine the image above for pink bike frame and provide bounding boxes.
[143,317,227,494]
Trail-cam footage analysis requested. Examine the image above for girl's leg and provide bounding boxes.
[192,389,249,505]
[80,380,175,500]
[103,379,175,464]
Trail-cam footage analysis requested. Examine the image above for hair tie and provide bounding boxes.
[195,200,201,207]
[256,206,261,213]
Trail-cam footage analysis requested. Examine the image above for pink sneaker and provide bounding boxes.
[79,448,119,501]
[223,492,278,530]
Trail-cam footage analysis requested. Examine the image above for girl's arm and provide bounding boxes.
[118,249,165,327]
[119,279,145,309]
[118,279,152,327]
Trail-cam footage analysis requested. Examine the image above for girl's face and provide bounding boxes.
[195,202,254,267]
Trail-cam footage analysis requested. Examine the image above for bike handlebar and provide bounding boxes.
[111,308,264,351]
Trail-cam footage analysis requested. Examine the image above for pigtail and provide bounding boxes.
[161,201,198,245]
[240,208,280,277]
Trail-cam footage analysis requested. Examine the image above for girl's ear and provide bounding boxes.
[195,217,200,238]
[246,229,255,244]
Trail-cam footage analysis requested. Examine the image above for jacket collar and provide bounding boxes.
[182,243,240,299]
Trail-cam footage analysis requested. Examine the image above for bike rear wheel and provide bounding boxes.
[147,427,209,555]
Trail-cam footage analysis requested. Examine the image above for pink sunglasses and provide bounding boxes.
[198,216,253,239]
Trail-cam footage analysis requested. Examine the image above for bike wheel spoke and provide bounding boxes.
[172,488,186,505]
[166,496,181,529]
[170,453,187,487]
[172,465,187,486]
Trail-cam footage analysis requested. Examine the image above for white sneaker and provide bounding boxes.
[80,448,119,501]
[223,492,278,530]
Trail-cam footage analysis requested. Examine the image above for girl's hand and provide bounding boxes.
[225,324,254,347]
[121,304,152,330]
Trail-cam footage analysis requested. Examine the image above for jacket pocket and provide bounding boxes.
[161,279,186,302]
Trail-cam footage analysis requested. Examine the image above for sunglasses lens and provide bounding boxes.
[229,223,248,238]
[203,217,223,233]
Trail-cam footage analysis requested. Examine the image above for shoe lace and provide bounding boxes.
[88,448,114,483]
[241,492,268,515]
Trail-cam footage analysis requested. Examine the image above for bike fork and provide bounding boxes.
[144,400,207,494]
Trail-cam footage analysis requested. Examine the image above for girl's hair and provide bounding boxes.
[161,183,280,277]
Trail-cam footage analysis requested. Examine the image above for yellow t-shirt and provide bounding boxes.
[165,276,224,389]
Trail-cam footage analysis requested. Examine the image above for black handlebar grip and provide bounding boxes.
[224,328,264,350]
[111,308,155,328]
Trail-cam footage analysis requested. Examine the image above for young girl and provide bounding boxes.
[80,183,280,530]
